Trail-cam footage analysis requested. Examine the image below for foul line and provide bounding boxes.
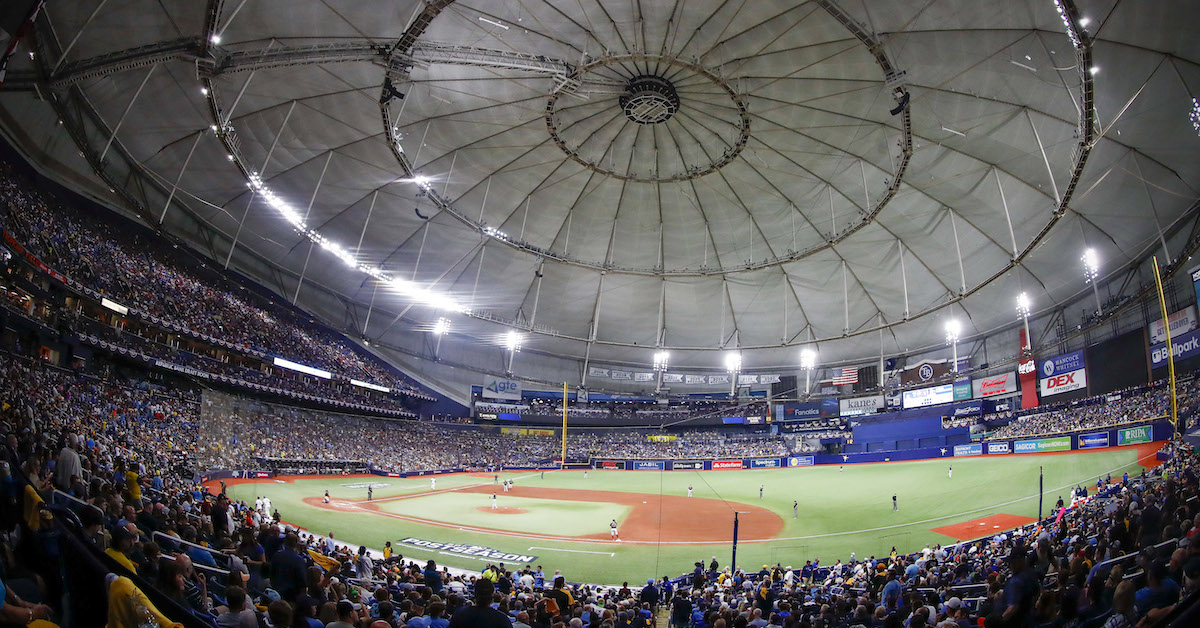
[528,546,615,557]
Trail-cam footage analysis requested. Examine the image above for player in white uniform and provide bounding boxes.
[322,491,329,504]
[948,466,953,479]
[491,493,498,510]
[610,519,620,541]
[263,497,272,513]
[687,485,693,497]
[256,496,264,511]
[431,477,436,490]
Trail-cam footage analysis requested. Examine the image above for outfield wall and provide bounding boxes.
[588,420,1170,470]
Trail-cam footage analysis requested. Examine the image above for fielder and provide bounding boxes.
[610,519,620,541]
[431,477,436,490]
[687,484,693,497]
[491,493,498,510]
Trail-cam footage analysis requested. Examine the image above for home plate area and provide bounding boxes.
[930,514,1039,540]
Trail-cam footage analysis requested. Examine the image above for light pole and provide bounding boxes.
[432,317,450,360]
[800,347,817,397]
[725,351,742,397]
[1016,292,1032,356]
[503,330,523,375]
[653,351,670,393]
[945,320,961,373]
[1082,248,1102,316]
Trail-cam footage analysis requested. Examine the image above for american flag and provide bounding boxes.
[830,367,859,385]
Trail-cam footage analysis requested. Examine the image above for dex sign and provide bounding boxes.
[1039,351,1086,397]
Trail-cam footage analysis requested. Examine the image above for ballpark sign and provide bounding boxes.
[398,537,536,563]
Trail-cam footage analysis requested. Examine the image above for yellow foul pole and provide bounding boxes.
[561,382,568,467]
[1151,257,1178,428]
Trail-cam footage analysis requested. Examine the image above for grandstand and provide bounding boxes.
[1,1,1200,628]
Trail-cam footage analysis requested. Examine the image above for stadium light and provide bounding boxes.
[725,351,742,397]
[653,351,670,393]
[503,330,524,375]
[800,347,817,397]
[430,317,451,361]
[945,319,961,373]
[1082,248,1103,316]
[653,351,670,372]
[504,330,523,352]
[725,352,742,373]
[1016,292,1033,356]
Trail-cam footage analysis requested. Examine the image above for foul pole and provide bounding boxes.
[561,382,568,467]
[1151,257,1178,429]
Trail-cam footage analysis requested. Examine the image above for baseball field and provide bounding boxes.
[217,442,1163,584]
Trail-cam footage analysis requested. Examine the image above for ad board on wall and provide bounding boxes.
[839,395,885,416]
[902,384,954,408]
[1014,436,1072,453]
[1039,351,1087,397]
[973,372,1017,398]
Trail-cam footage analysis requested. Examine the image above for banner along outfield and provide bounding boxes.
[217,443,1163,584]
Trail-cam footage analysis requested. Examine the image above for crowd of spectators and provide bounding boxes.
[0,158,431,401]
[989,379,1198,440]
[4,341,1199,628]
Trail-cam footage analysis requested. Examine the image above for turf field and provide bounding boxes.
[219,443,1161,584]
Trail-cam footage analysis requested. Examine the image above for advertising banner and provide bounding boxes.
[632,461,666,471]
[787,456,815,467]
[1041,351,1085,377]
[1150,327,1200,368]
[671,461,704,470]
[588,366,610,378]
[953,377,972,401]
[1039,368,1087,396]
[954,443,983,456]
[1149,306,1197,344]
[685,375,706,384]
[708,374,731,385]
[634,372,655,382]
[782,401,822,421]
[482,377,522,400]
[953,402,983,417]
[1078,432,1109,449]
[597,460,626,470]
[902,384,954,408]
[987,442,1011,454]
[1018,329,1039,410]
[1117,425,1153,446]
[973,372,1017,398]
[611,370,633,380]
[840,395,884,416]
[749,458,781,469]
[712,460,744,470]
[1014,436,1072,453]
[662,373,684,383]
[738,374,759,385]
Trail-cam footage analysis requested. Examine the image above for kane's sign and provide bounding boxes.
[398,537,537,563]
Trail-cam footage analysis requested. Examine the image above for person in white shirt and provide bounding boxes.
[519,570,535,589]
[430,477,436,490]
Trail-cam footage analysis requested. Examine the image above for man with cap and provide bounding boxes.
[448,578,509,627]
[639,578,659,614]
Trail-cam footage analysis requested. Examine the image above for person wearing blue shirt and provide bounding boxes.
[1135,562,1179,614]
[534,567,545,590]
[881,570,903,609]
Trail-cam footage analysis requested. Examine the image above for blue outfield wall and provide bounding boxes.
[583,420,1171,471]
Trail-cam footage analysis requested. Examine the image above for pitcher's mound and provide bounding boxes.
[477,506,527,515]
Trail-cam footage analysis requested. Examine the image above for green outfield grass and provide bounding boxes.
[224,445,1156,584]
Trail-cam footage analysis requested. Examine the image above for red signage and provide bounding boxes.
[1018,328,1038,410]
[387,472,400,477]
[600,461,624,469]
[712,460,744,470]
[253,472,271,478]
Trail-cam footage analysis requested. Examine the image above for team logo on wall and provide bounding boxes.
[918,364,934,380]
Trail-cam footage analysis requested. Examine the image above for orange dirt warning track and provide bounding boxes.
[304,484,783,544]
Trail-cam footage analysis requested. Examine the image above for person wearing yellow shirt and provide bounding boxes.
[383,541,392,561]
[106,527,139,575]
